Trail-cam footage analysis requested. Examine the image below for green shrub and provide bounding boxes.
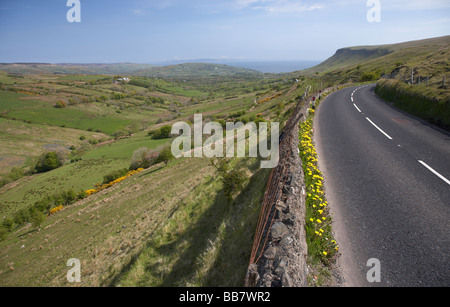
[0,226,7,241]
[55,100,67,108]
[213,159,248,201]
[30,209,45,229]
[102,168,129,184]
[34,152,63,173]
[151,125,172,140]
[154,146,174,166]
[130,147,159,170]
[2,217,14,231]
[13,208,30,226]
[222,169,247,201]
[360,71,380,82]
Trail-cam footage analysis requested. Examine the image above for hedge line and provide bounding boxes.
[375,79,450,130]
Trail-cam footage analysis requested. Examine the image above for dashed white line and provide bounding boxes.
[418,160,450,186]
[366,117,393,140]
[353,103,362,113]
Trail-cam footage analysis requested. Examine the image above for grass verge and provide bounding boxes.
[375,79,450,130]
[298,97,339,287]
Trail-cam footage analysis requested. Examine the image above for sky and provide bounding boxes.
[0,0,449,63]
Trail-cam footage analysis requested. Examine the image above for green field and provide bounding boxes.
[82,132,170,159]
[7,107,134,135]
[0,91,46,111]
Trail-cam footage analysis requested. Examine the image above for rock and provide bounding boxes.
[283,212,296,226]
[270,222,289,240]
[282,272,293,287]
[244,264,260,287]
[280,235,294,251]
[264,246,278,260]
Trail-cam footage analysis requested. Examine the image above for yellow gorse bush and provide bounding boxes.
[84,168,145,197]
[49,204,64,216]
[16,90,40,96]
[258,92,282,104]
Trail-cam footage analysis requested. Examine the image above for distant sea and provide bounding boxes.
[223,61,321,73]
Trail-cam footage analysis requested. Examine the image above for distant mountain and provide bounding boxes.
[152,59,321,73]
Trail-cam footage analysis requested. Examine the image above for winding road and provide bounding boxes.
[315,84,450,287]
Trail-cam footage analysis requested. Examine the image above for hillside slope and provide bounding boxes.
[303,35,450,82]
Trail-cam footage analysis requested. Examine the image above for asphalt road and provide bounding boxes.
[314,84,450,287]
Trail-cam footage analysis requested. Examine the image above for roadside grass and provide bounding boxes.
[300,115,338,264]
[375,78,450,130]
[299,94,339,287]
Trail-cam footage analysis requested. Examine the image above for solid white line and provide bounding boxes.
[353,103,361,113]
[418,160,450,186]
[366,117,393,140]
[351,97,354,102]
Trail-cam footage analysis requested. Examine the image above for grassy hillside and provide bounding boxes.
[299,36,449,129]
[0,67,311,286]
[303,35,450,85]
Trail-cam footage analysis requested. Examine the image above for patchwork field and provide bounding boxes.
[0,66,311,286]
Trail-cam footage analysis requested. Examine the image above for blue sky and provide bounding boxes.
[0,0,449,63]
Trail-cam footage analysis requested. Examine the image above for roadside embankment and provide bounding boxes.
[375,79,450,131]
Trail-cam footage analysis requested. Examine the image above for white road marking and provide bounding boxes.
[418,160,450,186]
[353,103,362,113]
[366,117,393,140]
[351,97,354,102]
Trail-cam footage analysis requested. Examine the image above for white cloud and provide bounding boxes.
[131,9,146,16]
[232,0,325,13]
[381,0,450,11]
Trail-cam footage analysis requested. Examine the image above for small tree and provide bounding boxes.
[13,208,30,226]
[154,146,174,166]
[222,168,247,201]
[2,217,14,231]
[30,209,45,230]
[151,125,172,140]
[55,100,67,108]
[35,152,63,173]
[213,159,248,201]
[130,147,159,170]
